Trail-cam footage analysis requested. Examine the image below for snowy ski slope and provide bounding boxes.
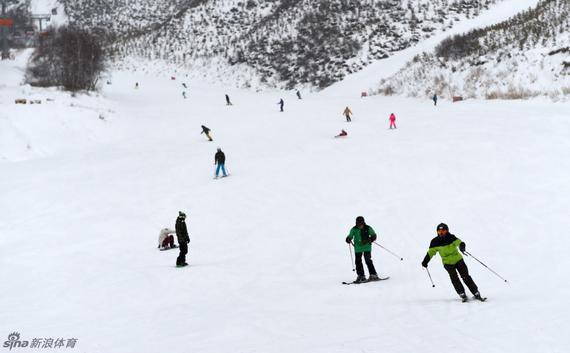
[1,49,569,352]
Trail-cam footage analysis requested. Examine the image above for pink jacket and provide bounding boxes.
[389,113,396,121]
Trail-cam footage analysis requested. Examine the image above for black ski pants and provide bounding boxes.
[444,259,478,295]
[355,251,377,277]
[177,242,188,265]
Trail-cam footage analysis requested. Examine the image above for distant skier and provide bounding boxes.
[158,228,176,250]
[182,91,187,99]
[278,98,284,112]
[135,82,139,89]
[432,94,438,106]
[182,83,187,89]
[343,106,352,122]
[335,129,348,138]
[389,113,397,129]
[296,90,302,99]
[225,94,232,106]
[345,216,379,283]
[175,212,190,267]
[201,125,213,141]
[214,148,228,178]
[421,223,484,302]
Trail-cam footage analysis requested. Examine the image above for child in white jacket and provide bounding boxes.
[158,228,177,250]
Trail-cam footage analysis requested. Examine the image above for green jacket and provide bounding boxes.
[347,225,376,253]
[424,233,464,265]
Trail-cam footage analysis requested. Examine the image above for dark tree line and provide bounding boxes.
[26,26,106,92]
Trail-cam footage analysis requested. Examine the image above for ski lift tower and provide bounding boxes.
[31,13,51,33]
[31,13,51,47]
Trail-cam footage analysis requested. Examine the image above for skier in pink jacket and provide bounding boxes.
[389,113,397,129]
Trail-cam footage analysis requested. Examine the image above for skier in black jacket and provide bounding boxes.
[175,211,190,267]
[201,125,213,141]
[214,148,227,178]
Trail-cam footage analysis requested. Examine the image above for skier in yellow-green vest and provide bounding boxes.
[346,216,379,283]
[422,223,484,302]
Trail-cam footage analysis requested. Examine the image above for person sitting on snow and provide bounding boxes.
[335,129,348,138]
[158,228,177,250]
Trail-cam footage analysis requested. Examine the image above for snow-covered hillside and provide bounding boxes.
[61,0,507,89]
[375,0,570,99]
[1,48,570,353]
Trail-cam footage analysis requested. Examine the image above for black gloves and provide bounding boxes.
[370,235,377,243]
[421,253,430,268]
[345,236,352,244]
[459,242,466,253]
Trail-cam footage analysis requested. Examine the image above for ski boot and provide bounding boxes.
[354,275,367,284]
[460,293,469,303]
[473,292,487,302]
[368,274,380,282]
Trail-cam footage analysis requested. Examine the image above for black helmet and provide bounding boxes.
[436,223,448,231]
[178,211,186,219]
[355,216,365,225]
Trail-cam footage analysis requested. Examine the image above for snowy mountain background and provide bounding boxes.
[6,0,569,97]
[375,0,570,99]
[2,47,570,353]
[59,0,507,89]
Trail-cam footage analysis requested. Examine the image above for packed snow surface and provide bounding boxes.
[1,50,569,352]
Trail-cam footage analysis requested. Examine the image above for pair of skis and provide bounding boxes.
[341,277,488,303]
[213,174,231,180]
[463,295,487,303]
[342,276,390,285]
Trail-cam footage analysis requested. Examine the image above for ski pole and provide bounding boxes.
[464,251,508,283]
[348,243,355,272]
[373,241,404,261]
[425,267,435,287]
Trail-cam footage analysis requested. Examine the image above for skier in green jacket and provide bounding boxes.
[422,223,484,301]
[346,216,379,283]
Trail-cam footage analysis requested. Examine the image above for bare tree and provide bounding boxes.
[26,25,106,91]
